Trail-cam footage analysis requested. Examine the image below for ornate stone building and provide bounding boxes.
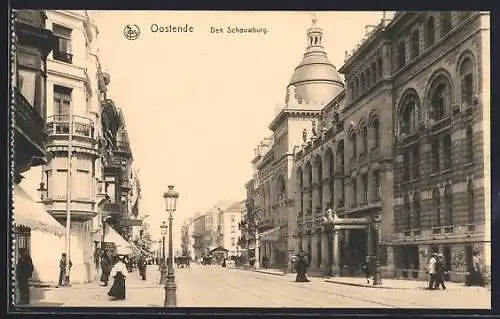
[246,11,490,282]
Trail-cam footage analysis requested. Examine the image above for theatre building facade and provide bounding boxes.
[291,11,490,282]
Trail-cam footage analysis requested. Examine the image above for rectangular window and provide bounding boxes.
[76,169,90,199]
[373,170,380,200]
[431,139,440,172]
[398,41,406,70]
[231,215,236,223]
[53,24,73,63]
[53,85,71,118]
[17,69,37,106]
[55,169,68,198]
[231,237,236,247]
[351,178,357,207]
[362,174,368,202]
[410,30,420,60]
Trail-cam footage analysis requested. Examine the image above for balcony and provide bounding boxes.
[53,49,73,64]
[46,115,95,140]
[14,87,45,155]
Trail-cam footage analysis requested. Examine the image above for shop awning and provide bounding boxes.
[209,246,229,254]
[104,224,134,255]
[259,226,281,242]
[13,184,65,236]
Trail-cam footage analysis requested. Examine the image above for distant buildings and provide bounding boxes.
[243,11,490,283]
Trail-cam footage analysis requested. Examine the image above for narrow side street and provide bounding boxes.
[27,264,490,308]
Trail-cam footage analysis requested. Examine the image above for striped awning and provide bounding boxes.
[13,183,65,236]
[259,226,281,242]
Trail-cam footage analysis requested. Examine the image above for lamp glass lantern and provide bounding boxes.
[160,221,168,236]
[164,185,179,214]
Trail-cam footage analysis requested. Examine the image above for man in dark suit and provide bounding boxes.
[16,248,34,305]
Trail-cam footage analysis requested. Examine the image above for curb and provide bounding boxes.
[324,279,414,290]
[229,267,285,277]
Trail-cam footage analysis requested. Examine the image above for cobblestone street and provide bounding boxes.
[27,264,490,308]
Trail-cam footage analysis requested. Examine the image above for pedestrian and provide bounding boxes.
[426,252,438,290]
[108,255,128,300]
[138,255,147,280]
[470,251,485,287]
[434,253,447,290]
[222,258,227,268]
[100,250,112,286]
[295,251,310,282]
[16,248,34,305]
[58,253,72,287]
[361,256,371,284]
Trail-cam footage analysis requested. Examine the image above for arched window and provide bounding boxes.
[429,76,452,121]
[399,93,419,134]
[413,192,421,229]
[460,57,474,106]
[350,133,357,159]
[277,175,286,203]
[361,125,368,155]
[297,168,304,214]
[467,179,474,224]
[404,193,411,230]
[350,82,355,102]
[362,173,368,202]
[326,149,334,208]
[443,134,452,170]
[361,73,365,94]
[377,57,383,79]
[336,140,344,172]
[306,162,313,214]
[433,187,441,227]
[355,78,360,98]
[366,69,371,89]
[440,12,453,37]
[315,156,323,213]
[426,16,435,48]
[403,150,410,182]
[398,41,406,70]
[373,118,380,148]
[444,184,453,226]
[466,126,474,163]
[371,62,377,84]
[410,30,420,60]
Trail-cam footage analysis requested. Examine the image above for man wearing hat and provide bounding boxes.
[434,253,447,290]
[426,252,438,289]
[58,253,72,287]
[16,248,34,304]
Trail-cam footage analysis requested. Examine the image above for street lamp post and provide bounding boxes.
[159,221,168,285]
[254,217,260,269]
[372,215,382,285]
[163,185,179,308]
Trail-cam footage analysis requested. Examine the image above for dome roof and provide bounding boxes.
[286,18,344,105]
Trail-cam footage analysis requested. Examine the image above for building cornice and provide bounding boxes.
[268,109,322,132]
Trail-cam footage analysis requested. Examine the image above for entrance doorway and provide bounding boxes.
[346,229,368,275]
[401,245,419,278]
[443,246,452,281]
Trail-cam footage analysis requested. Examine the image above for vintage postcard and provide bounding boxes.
[10,10,491,310]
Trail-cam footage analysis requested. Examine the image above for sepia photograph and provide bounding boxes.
[10,10,491,310]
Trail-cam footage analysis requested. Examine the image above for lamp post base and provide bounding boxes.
[159,264,167,285]
[373,262,382,285]
[164,275,177,307]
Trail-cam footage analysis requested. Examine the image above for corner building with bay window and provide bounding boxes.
[247,11,490,282]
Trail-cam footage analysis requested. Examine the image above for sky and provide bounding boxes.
[89,11,393,248]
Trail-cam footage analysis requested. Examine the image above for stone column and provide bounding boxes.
[310,232,318,269]
[332,229,341,276]
[254,233,260,269]
[320,228,328,271]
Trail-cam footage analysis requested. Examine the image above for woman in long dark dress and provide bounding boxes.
[108,256,128,300]
[295,251,310,282]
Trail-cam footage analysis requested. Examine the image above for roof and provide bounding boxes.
[286,18,344,105]
[13,183,65,236]
[209,246,229,253]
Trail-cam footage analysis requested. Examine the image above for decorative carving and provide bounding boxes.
[302,128,307,143]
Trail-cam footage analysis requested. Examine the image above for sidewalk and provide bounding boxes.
[230,266,489,292]
[27,265,165,307]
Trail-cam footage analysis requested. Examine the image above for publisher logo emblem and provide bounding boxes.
[124,24,140,40]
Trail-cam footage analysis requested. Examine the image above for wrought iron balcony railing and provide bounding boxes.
[46,115,95,139]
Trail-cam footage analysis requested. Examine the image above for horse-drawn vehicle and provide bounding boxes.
[201,256,213,265]
[175,256,190,268]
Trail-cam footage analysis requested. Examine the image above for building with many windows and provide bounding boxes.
[244,11,490,283]
[216,201,242,257]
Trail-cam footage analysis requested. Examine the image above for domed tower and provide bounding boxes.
[286,15,344,105]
